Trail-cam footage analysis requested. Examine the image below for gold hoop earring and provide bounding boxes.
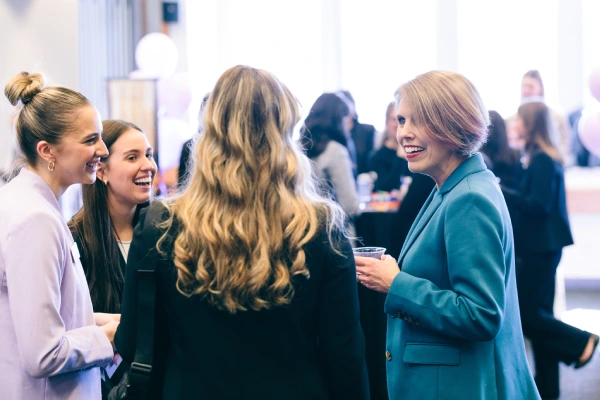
[47,159,55,172]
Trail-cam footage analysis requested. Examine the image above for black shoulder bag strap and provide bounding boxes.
[125,203,165,399]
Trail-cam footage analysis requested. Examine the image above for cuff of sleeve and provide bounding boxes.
[384,271,409,315]
[73,325,115,368]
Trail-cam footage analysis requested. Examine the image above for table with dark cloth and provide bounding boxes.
[354,210,396,400]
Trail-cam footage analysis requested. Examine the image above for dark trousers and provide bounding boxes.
[516,250,590,399]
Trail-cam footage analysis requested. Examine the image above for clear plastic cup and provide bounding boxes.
[352,247,386,259]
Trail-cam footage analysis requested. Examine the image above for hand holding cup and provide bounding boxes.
[353,247,400,294]
[352,247,387,259]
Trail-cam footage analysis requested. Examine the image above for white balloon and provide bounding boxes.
[135,33,178,79]
[128,69,158,80]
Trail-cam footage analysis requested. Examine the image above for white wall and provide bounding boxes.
[186,0,326,134]
[0,0,80,171]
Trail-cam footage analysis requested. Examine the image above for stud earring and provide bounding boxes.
[103,179,108,185]
[47,158,55,172]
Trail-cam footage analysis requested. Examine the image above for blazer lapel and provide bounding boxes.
[397,189,443,266]
[396,153,488,266]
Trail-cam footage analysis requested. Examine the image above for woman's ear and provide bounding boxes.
[36,140,55,164]
[96,162,108,183]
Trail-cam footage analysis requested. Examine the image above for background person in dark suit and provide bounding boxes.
[502,101,599,399]
[338,90,377,175]
[115,66,370,400]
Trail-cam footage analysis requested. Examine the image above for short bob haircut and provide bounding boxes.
[395,70,489,157]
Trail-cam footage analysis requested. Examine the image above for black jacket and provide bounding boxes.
[502,151,573,254]
[388,173,436,259]
[115,205,370,400]
[351,122,376,175]
[368,147,409,192]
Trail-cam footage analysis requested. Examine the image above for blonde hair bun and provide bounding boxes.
[4,71,45,106]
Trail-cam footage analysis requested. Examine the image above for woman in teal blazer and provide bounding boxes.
[356,71,540,400]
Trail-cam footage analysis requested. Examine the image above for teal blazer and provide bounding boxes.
[384,153,540,400]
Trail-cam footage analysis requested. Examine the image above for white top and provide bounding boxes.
[117,240,132,262]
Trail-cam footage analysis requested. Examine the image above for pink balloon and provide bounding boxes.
[157,73,192,119]
[578,109,600,157]
[590,66,600,102]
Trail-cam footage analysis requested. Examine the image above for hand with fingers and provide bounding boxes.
[354,254,400,294]
[94,312,121,326]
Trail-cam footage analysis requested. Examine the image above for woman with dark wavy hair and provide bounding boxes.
[115,65,369,399]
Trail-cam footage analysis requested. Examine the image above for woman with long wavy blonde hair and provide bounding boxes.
[114,65,369,400]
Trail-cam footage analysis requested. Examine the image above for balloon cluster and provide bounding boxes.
[578,66,600,157]
[129,33,193,171]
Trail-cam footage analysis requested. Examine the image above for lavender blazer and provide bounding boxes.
[0,169,114,399]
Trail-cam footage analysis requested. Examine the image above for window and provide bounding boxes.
[186,0,323,135]
[456,0,560,119]
[339,0,437,131]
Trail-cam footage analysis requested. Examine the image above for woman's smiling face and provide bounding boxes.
[99,129,157,210]
[51,106,108,187]
[396,97,463,188]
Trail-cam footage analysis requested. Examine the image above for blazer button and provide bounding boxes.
[385,351,392,361]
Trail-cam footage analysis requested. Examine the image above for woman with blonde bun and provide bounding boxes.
[0,72,117,399]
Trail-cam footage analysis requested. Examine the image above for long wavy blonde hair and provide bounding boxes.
[159,65,346,313]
